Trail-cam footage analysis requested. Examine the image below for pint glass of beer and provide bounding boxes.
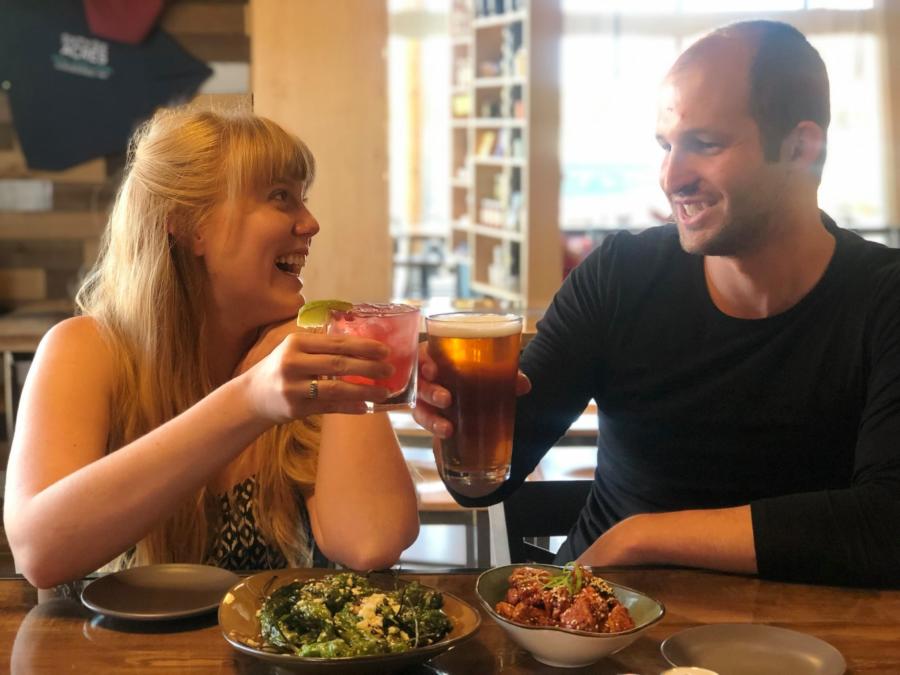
[425,312,522,497]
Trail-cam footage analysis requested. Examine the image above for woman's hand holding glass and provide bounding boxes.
[240,320,394,423]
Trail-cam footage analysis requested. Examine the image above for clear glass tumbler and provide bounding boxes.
[327,303,421,412]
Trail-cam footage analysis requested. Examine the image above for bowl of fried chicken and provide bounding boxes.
[475,563,665,668]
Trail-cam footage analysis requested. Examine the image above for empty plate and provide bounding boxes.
[81,564,240,621]
[661,623,846,675]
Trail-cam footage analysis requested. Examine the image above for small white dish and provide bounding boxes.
[661,623,846,675]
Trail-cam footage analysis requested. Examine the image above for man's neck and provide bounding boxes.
[704,211,835,319]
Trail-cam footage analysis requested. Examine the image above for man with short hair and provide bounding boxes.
[416,20,900,587]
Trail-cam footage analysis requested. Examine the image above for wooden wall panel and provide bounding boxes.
[0,270,46,303]
[249,0,391,302]
[51,183,116,212]
[161,2,247,35]
[0,212,106,240]
[82,239,101,270]
[177,35,249,62]
[883,0,900,223]
[0,241,83,271]
[164,1,250,61]
[0,147,108,184]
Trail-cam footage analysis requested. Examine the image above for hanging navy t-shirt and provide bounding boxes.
[0,0,211,170]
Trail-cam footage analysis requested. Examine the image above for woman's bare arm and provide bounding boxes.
[307,412,419,571]
[3,316,393,587]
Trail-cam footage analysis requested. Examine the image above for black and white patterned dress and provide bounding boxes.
[204,475,314,570]
[113,476,314,572]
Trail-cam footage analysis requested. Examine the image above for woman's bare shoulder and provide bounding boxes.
[35,316,117,374]
[14,317,119,459]
[39,315,108,348]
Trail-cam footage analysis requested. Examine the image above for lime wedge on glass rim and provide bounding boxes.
[296,299,353,328]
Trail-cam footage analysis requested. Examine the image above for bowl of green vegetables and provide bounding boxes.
[219,569,480,673]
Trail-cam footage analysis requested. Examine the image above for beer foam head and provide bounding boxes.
[426,313,522,338]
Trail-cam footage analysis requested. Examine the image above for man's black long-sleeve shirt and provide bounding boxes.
[453,215,900,587]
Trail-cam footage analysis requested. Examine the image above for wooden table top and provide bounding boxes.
[1,567,898,674]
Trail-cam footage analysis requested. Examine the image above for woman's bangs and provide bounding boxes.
[228,119,316,200]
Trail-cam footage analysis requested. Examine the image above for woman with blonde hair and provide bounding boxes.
[3,107,419,588]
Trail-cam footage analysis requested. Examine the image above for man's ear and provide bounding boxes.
[781,121,825,169]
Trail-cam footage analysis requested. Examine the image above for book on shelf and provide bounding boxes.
[454,58,472,87]
[453,93,472,117]
[507,191,523,229]
[479,198,504,227]
[475,0,523,18]
[493,128,509,157]
[476,130,497,157]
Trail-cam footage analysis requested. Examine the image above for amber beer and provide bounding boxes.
[426,313,522,497]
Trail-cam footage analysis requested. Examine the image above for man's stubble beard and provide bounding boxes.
[678,211,765,257]
[677,182,780,258]
[680,163,791,258]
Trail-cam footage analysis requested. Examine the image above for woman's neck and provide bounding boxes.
[203,311,259,386]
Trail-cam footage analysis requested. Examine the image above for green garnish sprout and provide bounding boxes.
[543,562,586,596]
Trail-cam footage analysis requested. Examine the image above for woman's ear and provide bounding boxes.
[781,121,825,170]
[166,219,205,256]
[190,229,205,256]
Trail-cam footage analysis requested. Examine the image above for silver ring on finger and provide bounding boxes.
[308,378,319,400]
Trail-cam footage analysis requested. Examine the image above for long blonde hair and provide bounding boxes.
[76,106,320,567]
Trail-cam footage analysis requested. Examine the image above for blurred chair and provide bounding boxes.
[2,352,33,576]
[391,229,446,299]
[401,446,490,568]
[489,480,592,565]
[4,351,32,441]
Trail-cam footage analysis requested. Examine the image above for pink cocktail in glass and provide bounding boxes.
[327,303,420,411]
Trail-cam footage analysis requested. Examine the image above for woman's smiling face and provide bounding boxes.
[196,180,320,331]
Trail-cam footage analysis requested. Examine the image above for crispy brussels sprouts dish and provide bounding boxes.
[257,572,454,658]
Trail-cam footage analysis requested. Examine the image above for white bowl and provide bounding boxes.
[475,564,665,668]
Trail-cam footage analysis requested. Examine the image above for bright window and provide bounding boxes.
[388,34,450,231]
[559,1,886,232]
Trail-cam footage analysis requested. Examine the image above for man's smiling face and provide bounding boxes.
[656,37,791,257]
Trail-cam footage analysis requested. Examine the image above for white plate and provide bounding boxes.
[81,563,240,621]
[661,623,846,675]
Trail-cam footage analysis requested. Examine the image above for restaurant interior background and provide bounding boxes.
[390,0,899,307]
[0,0,898,571]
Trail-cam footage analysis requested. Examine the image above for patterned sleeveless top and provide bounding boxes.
[204,475,314,570]
[115,475,313,571]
